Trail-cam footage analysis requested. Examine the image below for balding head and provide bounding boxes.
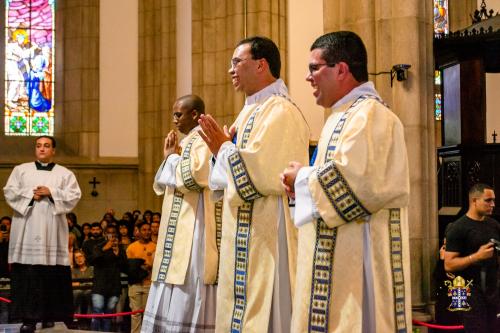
[173,94,205,134]
[176,95,205,115]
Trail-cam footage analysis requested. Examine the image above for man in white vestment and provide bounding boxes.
[141,95,220,333]
[281,31,412,333]
[3,136,81,333]
[198,36,310,332]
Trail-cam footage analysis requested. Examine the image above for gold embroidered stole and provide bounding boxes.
[229,108,260,333]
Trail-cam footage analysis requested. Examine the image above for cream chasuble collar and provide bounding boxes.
[245,78,288,105]
[331,81,380,110]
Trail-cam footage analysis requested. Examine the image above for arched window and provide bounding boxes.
[4,0,55,136]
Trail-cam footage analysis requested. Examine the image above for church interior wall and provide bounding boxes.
[486,73,500,142]
[99,0,139,158]
[287,0,324,141]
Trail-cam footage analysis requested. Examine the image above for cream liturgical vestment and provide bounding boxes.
[292,82,412,333]
[142,127,220,333]
[210,79,310,333]
[4,162,81,265]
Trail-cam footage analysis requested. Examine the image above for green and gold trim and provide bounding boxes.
[230,202,254,333]
[228,152,263,202]
[180,135,203,192]
[308,218,337,333]
[214,200,223,284]
[156,190,184,282]
[316,162,370,223]
[389,208,407,332]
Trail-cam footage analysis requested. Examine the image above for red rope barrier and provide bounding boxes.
[0,297,143,318]
[74,310,144,319]
[0,296,469,329]
[412,319,464,330]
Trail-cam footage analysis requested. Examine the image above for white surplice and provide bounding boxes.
[4,162,81,266]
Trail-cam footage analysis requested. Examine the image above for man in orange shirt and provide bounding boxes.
[126,222,156,333]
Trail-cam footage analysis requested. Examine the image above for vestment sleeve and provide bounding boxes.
[175,136,211,194]
[225,100,310,207]
[48,170,82,215]
[308,100,409,228]
[294,166,320,226]
[3,166,34,216]
[153,154,181,195]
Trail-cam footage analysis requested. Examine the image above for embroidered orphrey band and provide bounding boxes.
[308,218,337,333]
[230,202,253,333]
[229,106,260,331]
[214,200,223,284]
[316,163,370,223]
[228,152,263,202]
[156,190,184,281]
[308,95,383,332]
[180,135,203,192]
[389,208,407,332]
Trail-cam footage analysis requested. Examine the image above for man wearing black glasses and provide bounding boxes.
[198,36,310,332]
[281,31,412,332]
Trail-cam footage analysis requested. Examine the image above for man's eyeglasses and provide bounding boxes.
[230,57,251,68]
[308,62,336,75]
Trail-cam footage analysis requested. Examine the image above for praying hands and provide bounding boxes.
[198,114,235,155]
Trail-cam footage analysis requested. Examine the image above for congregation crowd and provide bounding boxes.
[0,209,160,331]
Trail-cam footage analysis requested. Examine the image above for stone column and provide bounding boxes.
[192,0,287,126]
[449,0,477,31]
[58,0,100,160]
[138,0,177,211]
[323,0,436,318]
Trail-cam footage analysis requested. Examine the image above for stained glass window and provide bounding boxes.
[434,70,441,85]
[435,93,442,121]
[435,70,442,121]
[434,0,449,35]
[5,0,55,136]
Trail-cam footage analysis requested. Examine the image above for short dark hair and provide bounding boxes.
[237,36,281,79]
[82,222,91,229]
[90,222,102,229]
[0,216,11,223]
[310,31,368,82]
[178,94,205,115]
[468,183,494,199]
[35,135,56,148]
[136,221,150,230]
